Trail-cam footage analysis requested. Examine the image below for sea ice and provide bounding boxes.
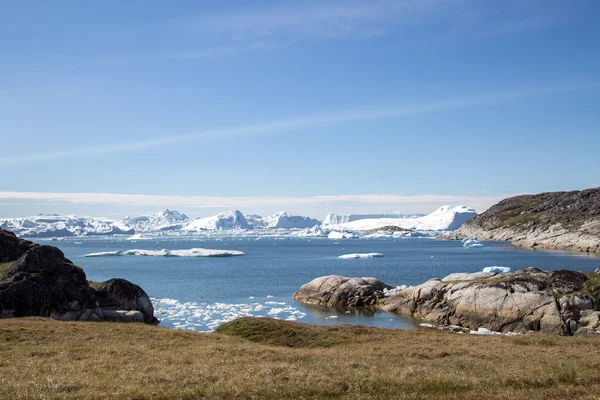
[84,248,245,257]
[338,253,383,259]
[328,231,358,239]
[463,237,484,247]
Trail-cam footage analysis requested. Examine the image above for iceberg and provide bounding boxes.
[85,248,245,257]
[482,266,511,273]
[293,225,328,237]
[182,210,250,231]
[0,214,133,238]
[463,237,484,247]
[328,231,359,239]
[118,209,189,233]
[328,206,478,232]
[338,253,383,259]
[128,233,152,241]
[262,211,321,229]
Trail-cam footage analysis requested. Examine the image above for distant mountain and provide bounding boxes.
[118,209,189,232]
[330,206,478,232]
[456,188,600,253]
[0,215,133,238]
[182,210,250,231]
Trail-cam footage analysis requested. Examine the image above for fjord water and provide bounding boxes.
[50,236,600,332]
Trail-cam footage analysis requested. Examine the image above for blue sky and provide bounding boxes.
[1,0,599,219]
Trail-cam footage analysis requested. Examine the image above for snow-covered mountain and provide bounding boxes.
[182,210,250,231]
[322,213,424,226]
[330,206,478,231]
[262,211,320,229]
[118,209,189,232]
[0,215,133,238]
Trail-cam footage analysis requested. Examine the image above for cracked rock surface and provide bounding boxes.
[294,268,600,335]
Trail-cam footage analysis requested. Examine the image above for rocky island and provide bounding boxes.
[0,229,157,324]
[294,268,600,335]
[456,187,600,253]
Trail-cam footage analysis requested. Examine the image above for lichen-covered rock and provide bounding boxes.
[456,188,600,253]
[295,268,598,336]
[293,275,395,307]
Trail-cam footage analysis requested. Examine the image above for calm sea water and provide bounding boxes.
[43,236,600,332]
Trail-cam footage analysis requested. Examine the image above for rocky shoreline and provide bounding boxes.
[0,229,158,324]
[455,188,600,253]
[294,268,600,336]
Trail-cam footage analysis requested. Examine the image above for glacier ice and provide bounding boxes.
[338,253,383,259]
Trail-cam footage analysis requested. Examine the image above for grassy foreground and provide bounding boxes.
[1,318,599,399]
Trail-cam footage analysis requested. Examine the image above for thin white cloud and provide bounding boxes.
[183,0,569,41]
[0,191,506,216]
[3,82,598,166]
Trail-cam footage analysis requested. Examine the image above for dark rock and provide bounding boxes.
[0,230,158,325]
[94,278,156,324]
[0,229,36,264]
[550,270,587,294]
[0,245,96,319]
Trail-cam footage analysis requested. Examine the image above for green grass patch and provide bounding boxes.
[215,317,346,348]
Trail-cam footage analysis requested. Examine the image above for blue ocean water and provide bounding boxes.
[45,236,600,332]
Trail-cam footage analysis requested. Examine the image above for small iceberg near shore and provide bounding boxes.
[128,233,152,240]
[482,266,511,273]
[338,253,383,259]
[328,231,359,239]
[85,248,245,257]
[463,237,483,247]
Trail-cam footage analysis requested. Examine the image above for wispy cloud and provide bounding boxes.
[4,81,598,166]
[181,0,571,43]
[0,191,507,216]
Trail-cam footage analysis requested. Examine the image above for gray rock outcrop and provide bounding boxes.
[456,188,600,253]
[294,268,600,335]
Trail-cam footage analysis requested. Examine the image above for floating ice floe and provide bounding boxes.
[482,266,511,273]
[151,298,307,332]
[463,237,484,247]
[328,231,359,239]
[338,253,383,259]
[128,233,152,241]
[84,248,245,257]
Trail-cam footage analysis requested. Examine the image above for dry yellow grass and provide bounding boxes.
[1,317,599,399]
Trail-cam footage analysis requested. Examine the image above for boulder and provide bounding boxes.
[0,230,158,325]
[0,229,36,263]
[293,275,395,307]
[94,278,157,324]
[0,245,96,319]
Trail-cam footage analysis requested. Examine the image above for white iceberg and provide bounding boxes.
[482,266,511,273]
[128,233,152,241]
[463,237,484,247]
[328,231,359,239]
[85,248,245,257]
[327,205,478,232]
[338,253,383,259]
[182,210,250,231]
